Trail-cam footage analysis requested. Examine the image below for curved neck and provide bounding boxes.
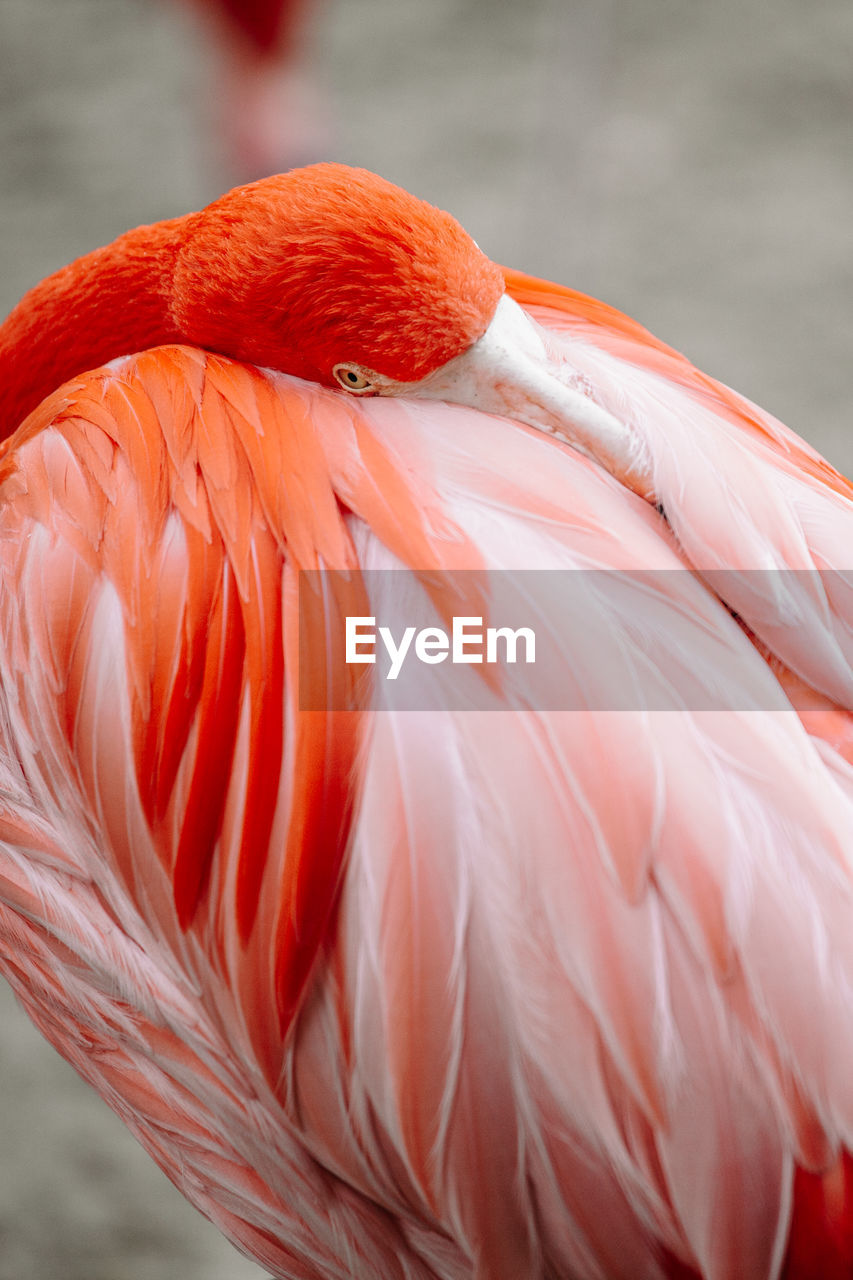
[0,218,185,438]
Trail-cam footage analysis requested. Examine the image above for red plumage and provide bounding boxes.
[0,166,503,433]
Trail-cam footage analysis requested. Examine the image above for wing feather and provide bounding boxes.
[4,338,853,1276]
[505,268,853,715]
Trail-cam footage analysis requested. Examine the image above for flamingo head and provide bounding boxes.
[173,163,505,388]
[173,163,651,498]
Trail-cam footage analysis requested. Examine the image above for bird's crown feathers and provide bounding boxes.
[171,162,506,385]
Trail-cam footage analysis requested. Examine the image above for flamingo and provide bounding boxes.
[1,162,853,1279]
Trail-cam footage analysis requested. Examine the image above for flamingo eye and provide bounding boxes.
[333,364,374,394]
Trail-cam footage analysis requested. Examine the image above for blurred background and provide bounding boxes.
[0,0,851,1275]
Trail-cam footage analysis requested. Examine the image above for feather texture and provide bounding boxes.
[2,268,853,1278]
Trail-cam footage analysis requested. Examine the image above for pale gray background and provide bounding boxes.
[0,0,851,1275]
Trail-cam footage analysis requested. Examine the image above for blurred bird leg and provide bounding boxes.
[185,0,331,177]
[215,42,331,176]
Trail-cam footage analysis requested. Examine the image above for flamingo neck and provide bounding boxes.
[0,218,185,438]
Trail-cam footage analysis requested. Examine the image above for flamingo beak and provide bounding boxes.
[416,294,655,502]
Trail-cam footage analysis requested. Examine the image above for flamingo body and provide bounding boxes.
[1,168,853,1277]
